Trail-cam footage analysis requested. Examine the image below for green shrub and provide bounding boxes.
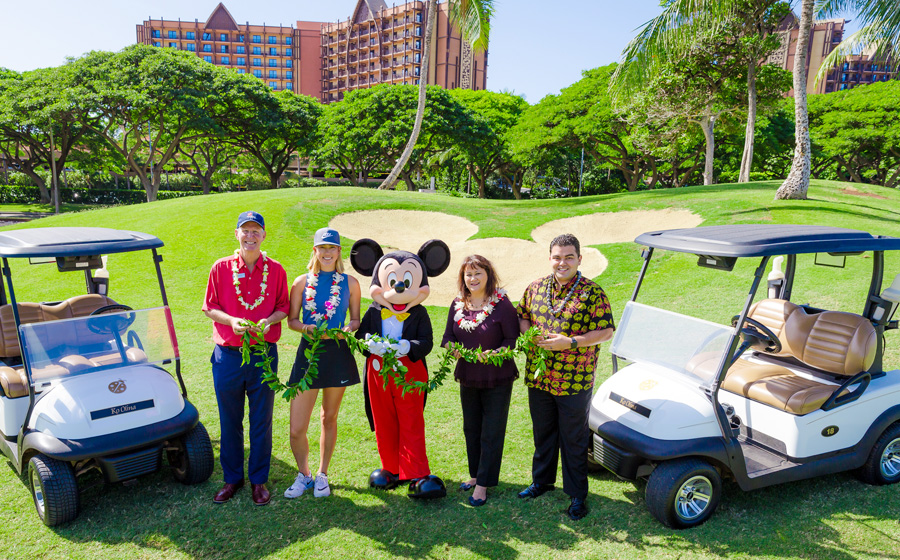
[0,185,204,205]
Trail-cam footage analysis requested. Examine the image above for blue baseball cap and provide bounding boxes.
[314,227,341,247]
[236,211,265,229]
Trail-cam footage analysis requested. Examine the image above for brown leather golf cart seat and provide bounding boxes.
[0,294,118,398]
[689,299,877,415]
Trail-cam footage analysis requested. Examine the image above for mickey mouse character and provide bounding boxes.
[351,238,451,499]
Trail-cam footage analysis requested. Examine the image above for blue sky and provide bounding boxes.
[0,1,854,103]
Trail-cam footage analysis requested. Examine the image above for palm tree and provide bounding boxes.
[377,0,493,190]
[774,0,815,200]
[814,0,900,87]
[610,0,783,185]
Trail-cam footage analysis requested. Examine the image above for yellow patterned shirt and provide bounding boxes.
[516,274,614,396]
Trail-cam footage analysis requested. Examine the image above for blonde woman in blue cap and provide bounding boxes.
[284,227,361,499]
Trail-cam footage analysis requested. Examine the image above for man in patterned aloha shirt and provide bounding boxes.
[516,233,615,521]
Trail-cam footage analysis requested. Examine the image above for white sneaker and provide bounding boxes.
[284,472,314,498]
[313,473,331,498]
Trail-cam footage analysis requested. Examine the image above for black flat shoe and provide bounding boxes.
[459,482,475,491]
[469,495,487,507]
[517,482,555,499]
[567,497,588,520]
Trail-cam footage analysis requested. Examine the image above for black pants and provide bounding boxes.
[527,387,591,500]
[460,382,513,487]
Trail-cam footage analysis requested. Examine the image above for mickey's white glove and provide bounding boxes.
[364,334,388,356]
[390,339,411,357]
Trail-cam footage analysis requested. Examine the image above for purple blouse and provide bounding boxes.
[441,295,520,388]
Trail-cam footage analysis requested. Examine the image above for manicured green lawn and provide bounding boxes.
[0,202,96,214]
[1,181,899,559]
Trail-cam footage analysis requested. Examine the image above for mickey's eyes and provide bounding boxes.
[387,272,398,287]
[403,271,413,288]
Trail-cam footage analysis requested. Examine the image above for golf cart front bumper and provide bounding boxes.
[21,400,199,465]
[590,407,731,480]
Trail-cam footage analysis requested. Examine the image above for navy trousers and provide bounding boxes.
[211,344,277,485]
[527,387,592,500]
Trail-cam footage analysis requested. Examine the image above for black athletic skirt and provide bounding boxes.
[289,338,360,389]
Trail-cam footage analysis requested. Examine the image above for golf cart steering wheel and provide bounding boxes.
[88,304,136,334]
[734,316,782,354]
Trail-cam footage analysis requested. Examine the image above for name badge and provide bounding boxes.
[236,273,246,279]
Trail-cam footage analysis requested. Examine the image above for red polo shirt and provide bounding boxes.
[202,252,290,347]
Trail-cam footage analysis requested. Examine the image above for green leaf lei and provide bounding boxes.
[433,325,552,383]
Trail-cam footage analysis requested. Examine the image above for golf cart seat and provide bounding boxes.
[0,294,118,398]
[691,299,877,415]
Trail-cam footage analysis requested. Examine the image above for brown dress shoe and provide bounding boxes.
[213,481,244,504]
[251,483,271,506]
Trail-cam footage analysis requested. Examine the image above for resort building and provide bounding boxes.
[768,16,895,95]
[136,1,488,103]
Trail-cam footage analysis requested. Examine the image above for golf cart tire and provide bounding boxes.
[168,422,214,485]
[28,454,79,527]
[856,422,900,486]
[646,458,721,529]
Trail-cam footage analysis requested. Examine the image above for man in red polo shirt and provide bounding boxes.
[202,211,289,506]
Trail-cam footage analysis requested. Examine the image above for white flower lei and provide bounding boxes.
[454,289,507,332]
[305,270,343,323]
[232,251,269,310]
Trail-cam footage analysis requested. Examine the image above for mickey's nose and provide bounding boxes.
[394,283,406,293]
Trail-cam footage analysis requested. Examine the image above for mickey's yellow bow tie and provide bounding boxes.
[381,308,410,321]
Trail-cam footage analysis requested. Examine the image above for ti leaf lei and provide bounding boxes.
[433,325,552,383]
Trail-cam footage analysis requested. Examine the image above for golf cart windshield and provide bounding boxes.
[611,301,732,385]
[19,307,178,385]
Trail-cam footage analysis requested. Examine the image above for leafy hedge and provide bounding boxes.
[0,185,203,205]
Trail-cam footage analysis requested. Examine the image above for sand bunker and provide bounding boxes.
[329,208,701,305]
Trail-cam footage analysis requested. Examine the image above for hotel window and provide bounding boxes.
[872,74,878,82]
[286,83,293,90]
[285,60,292,68]
[414,67,420,76]
[236,46,245,54]
[286,71,293,79]
[268,36,277,44]
[238,68,245,74]
[220,33,228,41]
[842,62,849,71]
[203,32,211,40]
[414,53,420,63]
[253,46,262,55]
[872,64,879,71]
[203,56,212,63]
[252,35,261,43]
[238,34,245,42]
[236,57,245,65]
[285,37,292,45]
[153,41,161,47]
[168,31,177,39]
[253,58,262,66]
[268,59,277,67]
[416,13,422,22]
[269,47,278,56]
[269,70,278,78]
[415,40,421,49]
[220,46,228,53]
[269,81,277,89]
[840,83,848,90]
[186,31,195,40]
[842,73,848,82]
[415,27,421,36]
[152,30,161,38]
[221,56,230,64]
[253,69,262,78]
[203,44,212,52]
[187,44,196,52]
[168,42,178,49]
[285,48,292,56]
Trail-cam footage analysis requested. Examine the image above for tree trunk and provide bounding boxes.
[775,0,814,200]
[22,166,51,204]
[700,114,716,186]
[738,60,758,183]
[378,0,437,190]
[399,168,417,191]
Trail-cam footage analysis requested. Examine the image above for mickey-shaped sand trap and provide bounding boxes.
[331,208,702,303]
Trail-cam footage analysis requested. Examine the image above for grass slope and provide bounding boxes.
[1,180,899,560]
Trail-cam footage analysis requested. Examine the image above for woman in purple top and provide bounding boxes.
[441,255,519,507]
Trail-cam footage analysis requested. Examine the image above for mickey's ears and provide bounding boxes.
[418,240,451,277]
[350,238,383,276]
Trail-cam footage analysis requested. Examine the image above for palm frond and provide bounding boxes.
[814,19,900,86]
[448,0,495,52]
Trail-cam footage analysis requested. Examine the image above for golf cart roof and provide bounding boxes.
[0,227,163,258]
[635,225,900,258]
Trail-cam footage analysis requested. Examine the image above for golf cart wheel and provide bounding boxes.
[857,422,900,485]
[167,422,214,485]
[646,458,721,529]
[28,454,79,527]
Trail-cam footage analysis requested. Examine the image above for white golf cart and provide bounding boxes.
[590,225,900,529]
[0,227,213,526]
